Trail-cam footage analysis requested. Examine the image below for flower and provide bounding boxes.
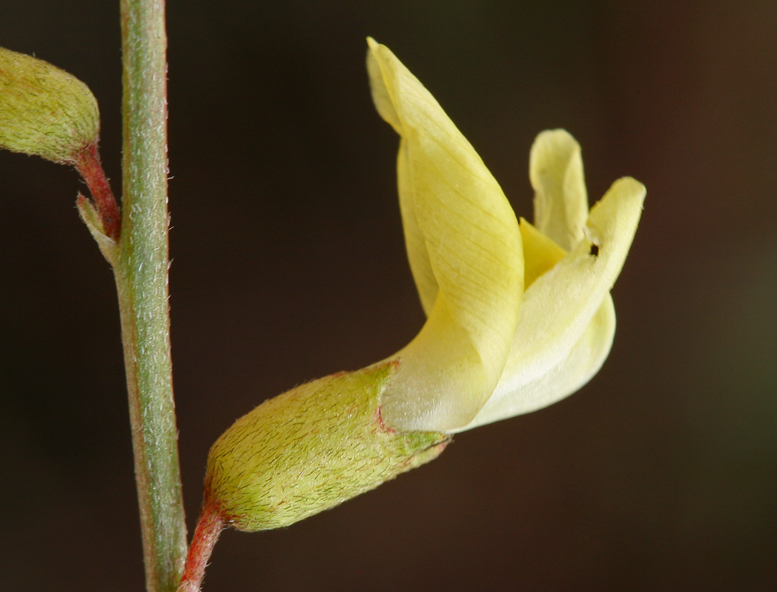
[203,39,645,532]
[367,38,645,433]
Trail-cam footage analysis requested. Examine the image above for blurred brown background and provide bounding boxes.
[1,1,775,590]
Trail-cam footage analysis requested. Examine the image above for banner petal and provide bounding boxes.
[368,39,524,431]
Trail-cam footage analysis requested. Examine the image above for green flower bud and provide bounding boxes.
[205,361,450,531]
[0,47,99,164]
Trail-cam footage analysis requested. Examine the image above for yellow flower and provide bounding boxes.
[367,38,645,433]
[204,39,645,532]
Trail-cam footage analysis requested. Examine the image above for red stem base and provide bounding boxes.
[75,142,121,240]
[177,495,225,592]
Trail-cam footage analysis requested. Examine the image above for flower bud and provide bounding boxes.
[0,47,99,164]
[205,361,449,532]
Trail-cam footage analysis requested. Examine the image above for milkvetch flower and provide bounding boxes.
[368,38,644,432]
[202,39,644,534]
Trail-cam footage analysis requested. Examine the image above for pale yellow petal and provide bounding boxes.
[397,139,438,315]
[457,295,615,431]
[367,39,524,431]
[530,129,588,251]
[455,176,645,432]
[519,217,566,288]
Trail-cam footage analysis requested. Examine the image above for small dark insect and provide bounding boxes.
[589,243,600,257]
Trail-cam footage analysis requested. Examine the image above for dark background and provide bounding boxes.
[1,1,776,590]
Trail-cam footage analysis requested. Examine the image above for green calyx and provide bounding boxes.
[205,361,450,532]
[0,47,99,164]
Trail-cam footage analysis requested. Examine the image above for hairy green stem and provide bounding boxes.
[118,0,188,590]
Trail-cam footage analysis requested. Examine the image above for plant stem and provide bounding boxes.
[74,142,121,240]
[118,0,188,590]
[177,492,224,592]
